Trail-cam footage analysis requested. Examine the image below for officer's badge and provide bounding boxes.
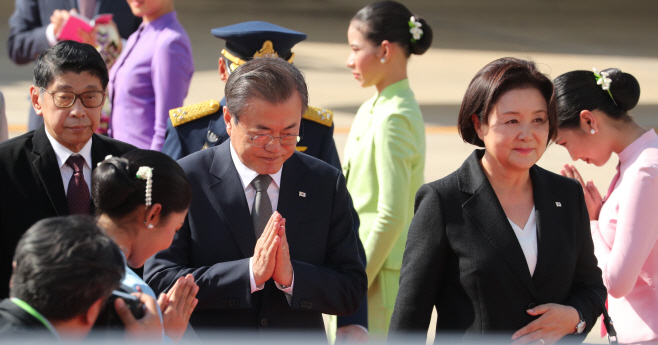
[207,130,219,143]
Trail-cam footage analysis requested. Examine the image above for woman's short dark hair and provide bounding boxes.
[33,40,109,90]
[457,57,557,147]
[11,216,124,321]
[225,57,308,121]
[554,68,640,129]
[352,0,433,57]
[92,149,192,220]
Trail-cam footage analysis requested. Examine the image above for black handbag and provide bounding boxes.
[590,288,618,345]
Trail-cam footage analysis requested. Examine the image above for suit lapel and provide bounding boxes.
[459,150,538,298]
[90,134,109,167]
[31,126,68,216]
[529,166,560,286]
[207,141,256,258]
[276,153,309,239]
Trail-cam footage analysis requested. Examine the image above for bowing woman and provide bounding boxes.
[93,150,197,343]
[555,68,658,344]
[389,57,606,344]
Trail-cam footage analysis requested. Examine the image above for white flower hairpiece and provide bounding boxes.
[593,68,612,90]
[408,16,423,42]
[97,154,113,167]
[593,67,617,105]
[136,166,153,207]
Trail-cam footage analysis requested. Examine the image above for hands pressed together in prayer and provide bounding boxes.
[113,275,199,343]
[560,164,603,221]
[158,274,199,343]
[252,212,293,287]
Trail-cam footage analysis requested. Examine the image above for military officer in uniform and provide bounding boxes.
[162,21,340,170]
[160,21,368,342]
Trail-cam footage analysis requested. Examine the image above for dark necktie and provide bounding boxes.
[66,155,91,215]
[251,175,273,238]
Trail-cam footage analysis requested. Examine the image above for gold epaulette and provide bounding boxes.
[303,106,333,127]
[169,100,221,127]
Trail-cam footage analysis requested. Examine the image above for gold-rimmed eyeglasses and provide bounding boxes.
[40,87,106,108]
[235,120,302,147]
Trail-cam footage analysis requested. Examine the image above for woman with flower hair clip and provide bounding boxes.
[554,68,658,344]
[343,0,432,338]
[92,149,197,343]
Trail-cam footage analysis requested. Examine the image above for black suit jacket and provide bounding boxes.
[162,99,368,329]
[389,150,606,342]
[0,126,136,298]
[0,299,56,339]
[144,140,367,335]
[8,0,141,64]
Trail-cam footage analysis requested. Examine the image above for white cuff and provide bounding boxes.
[275,271,294,306]
[274,271,294,294]
[46,23,58,46]
[248,257,264,293]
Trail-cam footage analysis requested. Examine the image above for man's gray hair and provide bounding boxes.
[225,57,308,121]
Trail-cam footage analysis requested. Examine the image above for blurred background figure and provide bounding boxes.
[555,68,658,344]
[0,216,125,340]
[108,0,193,151]
[0,91,7,142]
[7,0,141,131]
[342,0,431,338]
[93,150,197,343]
[389,57,605,344]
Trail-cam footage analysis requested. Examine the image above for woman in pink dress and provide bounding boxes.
[555,68,658,344]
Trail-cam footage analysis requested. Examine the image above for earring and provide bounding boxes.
[590,129,595,134]
[380,58,386,64]
[144,222,154,229]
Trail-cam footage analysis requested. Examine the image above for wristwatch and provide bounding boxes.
[574,308,586,334]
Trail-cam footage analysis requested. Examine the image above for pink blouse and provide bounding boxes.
[592,129,658,344]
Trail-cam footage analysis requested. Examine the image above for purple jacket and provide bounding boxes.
[108,11,193,150]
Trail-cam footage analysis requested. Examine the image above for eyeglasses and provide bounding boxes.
[235,120,302,147]
[40,88,106,108]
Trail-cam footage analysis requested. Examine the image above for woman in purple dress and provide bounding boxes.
[108,0,193,150]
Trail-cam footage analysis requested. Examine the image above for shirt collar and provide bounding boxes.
[619,128,658,164]
[370,78,411,109]
[44,128,93,170]
[140,11,177,31]
[229,140,282,191]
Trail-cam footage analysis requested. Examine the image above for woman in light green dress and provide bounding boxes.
[343,1,433,338]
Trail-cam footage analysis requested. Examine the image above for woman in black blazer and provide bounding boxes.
[389,58,606,344]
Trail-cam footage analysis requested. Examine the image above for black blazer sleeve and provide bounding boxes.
[144,216,255,311]
[389,183,449,334]
[563,181,606,335]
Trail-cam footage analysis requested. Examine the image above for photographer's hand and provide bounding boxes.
[162,274,199,343]
[115,292,163,341]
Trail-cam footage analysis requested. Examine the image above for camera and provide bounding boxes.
[94,284,146,329]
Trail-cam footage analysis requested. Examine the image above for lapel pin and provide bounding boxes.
[299,191,306,197]
[556,202,562,207]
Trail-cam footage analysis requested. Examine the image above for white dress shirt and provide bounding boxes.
[229,142,294,298]
[508,206,538,277]
[44,129,93,196]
